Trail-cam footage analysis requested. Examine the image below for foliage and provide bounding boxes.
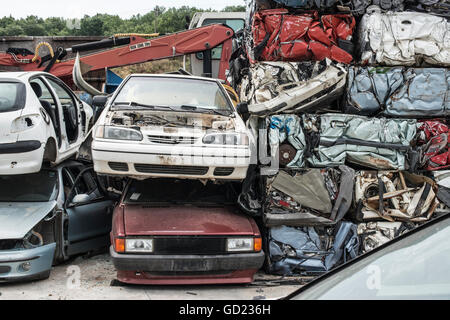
[0,5,245,36]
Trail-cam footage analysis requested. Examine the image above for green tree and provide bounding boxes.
[78,15,104,36]
[223,5,246,12]
[0,24,25,36]
[44,17,68,36]
[21,16,46,36]
[0,5,248,37]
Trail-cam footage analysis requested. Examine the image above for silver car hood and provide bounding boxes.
[0,201,57,240]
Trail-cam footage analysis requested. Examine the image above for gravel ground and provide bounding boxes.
[0,253,307,300]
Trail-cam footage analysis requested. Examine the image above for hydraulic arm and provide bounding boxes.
[0,23,234,81]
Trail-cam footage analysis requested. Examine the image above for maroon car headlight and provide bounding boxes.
[226,238,254,252]
[125,239,153,253]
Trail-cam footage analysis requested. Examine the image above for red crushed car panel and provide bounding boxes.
[252,9,355,63]
[418,121,450,171]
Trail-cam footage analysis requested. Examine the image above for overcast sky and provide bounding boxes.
[1,0,246,19]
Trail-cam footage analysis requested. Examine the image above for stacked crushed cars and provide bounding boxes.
[230,0,450,276]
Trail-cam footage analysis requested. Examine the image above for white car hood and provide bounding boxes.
[0,201,57,240]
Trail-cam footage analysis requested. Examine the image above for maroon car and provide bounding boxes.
[110,178,264,285]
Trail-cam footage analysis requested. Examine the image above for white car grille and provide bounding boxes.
[147,135,197,144]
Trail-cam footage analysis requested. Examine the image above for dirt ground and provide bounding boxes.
[0,253,308,300]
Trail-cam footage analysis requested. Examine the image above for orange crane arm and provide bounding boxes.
[0,24,234,80]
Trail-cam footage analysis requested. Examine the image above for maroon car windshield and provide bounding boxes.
[124,179,240,205]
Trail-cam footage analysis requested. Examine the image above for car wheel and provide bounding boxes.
[43,139,57,163]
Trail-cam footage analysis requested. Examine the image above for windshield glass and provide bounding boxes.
[124,179,239,205]
[0,170,58,202]
[291,216,450,300]
[113,77,232,111]
[0,81,26,113]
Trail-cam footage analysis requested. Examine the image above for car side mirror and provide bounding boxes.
[72,194,91,204]
[236,102,249,121]
[92,95,108,108]
[236,102,248,114]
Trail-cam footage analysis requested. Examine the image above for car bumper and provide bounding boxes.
[0,141,44,175]
[92,140,251,180]
[0,243,56,282]
[110,246,265,284]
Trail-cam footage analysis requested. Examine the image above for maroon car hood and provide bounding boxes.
[123,205,255,236]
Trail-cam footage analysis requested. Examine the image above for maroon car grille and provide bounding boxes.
[153,237,227,255]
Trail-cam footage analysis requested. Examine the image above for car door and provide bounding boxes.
[43,75,85,147]
[63,166,114,256]
[29,76,62,147]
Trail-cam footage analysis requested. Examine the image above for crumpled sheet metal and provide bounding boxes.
[433,171,450,208]
[240,60,347,117]
[355,171,440,222]
[252,1,449,17]
[417,120,450,171]
[264,166,355,226]
[345,67,450,117]
[358,10,450,66]
[268,114,307,168]
[269,222,359,275]
[309,114,417,170]
[252,9,355,63]
[267,113,417,170]
[357,221,413,254]
[270,0,338,8]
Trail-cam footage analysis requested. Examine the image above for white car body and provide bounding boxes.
[358,9,450,66]
[91,74,253,180]
[0,72,93,175]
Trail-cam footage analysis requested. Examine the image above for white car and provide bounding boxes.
[0,72,93,175]
[91,74,253,180]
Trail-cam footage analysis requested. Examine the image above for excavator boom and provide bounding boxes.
[0,23,234,81]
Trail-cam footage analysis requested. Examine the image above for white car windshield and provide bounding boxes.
[113,77,232,111]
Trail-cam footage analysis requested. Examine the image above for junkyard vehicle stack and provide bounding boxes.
[2,2,450,286]
[230,0,450,277]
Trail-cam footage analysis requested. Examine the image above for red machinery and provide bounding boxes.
[0,24,234,82]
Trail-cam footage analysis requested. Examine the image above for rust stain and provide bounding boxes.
[366,157,392,169]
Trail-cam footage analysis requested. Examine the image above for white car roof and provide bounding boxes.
[0,71,51,81]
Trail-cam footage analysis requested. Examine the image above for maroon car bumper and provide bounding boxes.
[110,246,265,285]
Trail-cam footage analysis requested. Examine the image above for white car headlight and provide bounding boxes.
[125,239,153,253]
[96,125,143,141]
[10,115,40,133]
[203,132,249,145]
[226,238,254,252]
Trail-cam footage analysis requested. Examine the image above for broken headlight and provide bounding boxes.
[96,125,143,141]
[203,132,249,145]
[23,230,44,249]
[125,239,153,253]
